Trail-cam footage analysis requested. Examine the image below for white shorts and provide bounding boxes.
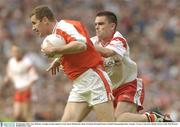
[68,68,113,106]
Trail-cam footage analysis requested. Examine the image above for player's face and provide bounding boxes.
[11,46,23,61]
[95,16,115,41]
[30,15,49,37]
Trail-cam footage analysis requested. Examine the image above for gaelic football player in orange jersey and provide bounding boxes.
[30,5,114,122]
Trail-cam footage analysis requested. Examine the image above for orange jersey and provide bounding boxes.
[53,20,103,80]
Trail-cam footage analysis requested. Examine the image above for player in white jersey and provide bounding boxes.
[91,11,172,122]
[3,45,39,121]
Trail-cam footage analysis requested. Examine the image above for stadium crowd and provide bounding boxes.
[0,0,179,121]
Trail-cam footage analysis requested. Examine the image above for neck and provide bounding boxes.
[99,34,114,46]
[16,56,23,61]
[50,20,58,34]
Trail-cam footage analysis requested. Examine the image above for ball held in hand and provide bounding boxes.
[42,34,65,58]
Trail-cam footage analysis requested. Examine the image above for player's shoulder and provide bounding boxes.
[23,55,33,65]
[90,36,98,45]
[57,19,81,28]
[56,20,81,34]
[113,31,126,40]
[62,19,81,24]
[111,31,127,43]
[8,57,16,64]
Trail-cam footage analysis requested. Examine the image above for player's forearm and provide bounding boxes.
[26,76,38,89]
[95,45,116,57]
[3,76,11,85]
[4,67,11,85]
[55,41,87,55]
[28,79,37,86]
[28,68,39,84]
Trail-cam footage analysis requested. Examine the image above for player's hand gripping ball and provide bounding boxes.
[42,34,65,58]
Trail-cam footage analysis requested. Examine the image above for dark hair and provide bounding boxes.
[30,5,55,21]
[96,11,117,26]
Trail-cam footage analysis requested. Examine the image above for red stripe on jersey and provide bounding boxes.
[56,20,91,44]
[56,29,75,43]
[92,68,111,100]
[112,37,127,49]
[64,20,91,40]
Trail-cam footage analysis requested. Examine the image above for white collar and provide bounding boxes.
[52,21,58,34]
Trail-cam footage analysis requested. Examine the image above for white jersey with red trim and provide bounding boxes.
[7,56,37,89]
[91,31,137,89]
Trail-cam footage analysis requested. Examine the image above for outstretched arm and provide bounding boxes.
[1,65,11,93]
[94,45,116,57]
[3,65,11,85]
[46,58,61,75]
[94,45,123,67]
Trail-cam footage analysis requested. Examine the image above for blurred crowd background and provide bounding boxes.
[0,0,179,121]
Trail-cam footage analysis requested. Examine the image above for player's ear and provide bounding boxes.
[41,16,49,25]
[111,23,116,31]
